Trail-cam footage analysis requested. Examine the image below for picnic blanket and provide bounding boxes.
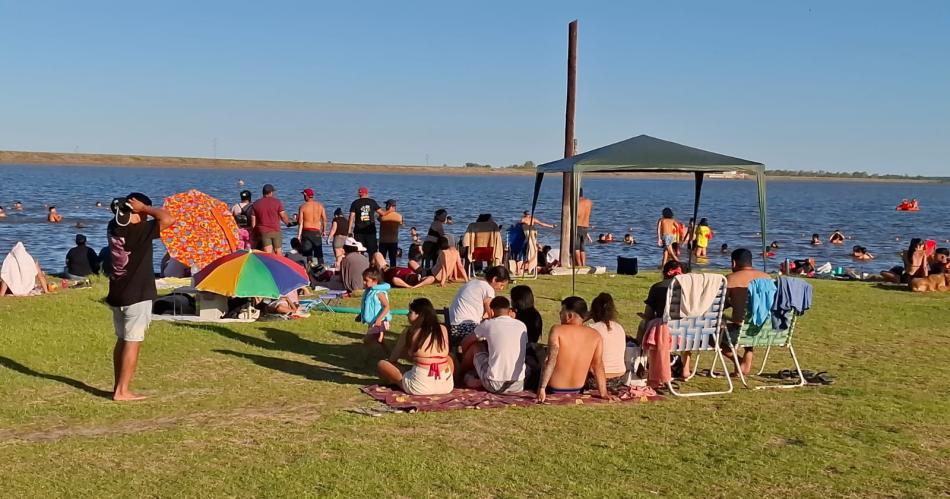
[360,385,661,413]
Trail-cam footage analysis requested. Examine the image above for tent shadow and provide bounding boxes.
[213,349,368,385]
[0,355,112,399]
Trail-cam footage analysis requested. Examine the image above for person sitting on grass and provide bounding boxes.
[432,236,468,287]
[377,298,454,395]
[360,268,392,354]
[458,296,528,394]
[370,252,435,289]
[882,238,929,284]
[447,265,510,349]
[64,234,100,279]
[587,292,627,391]
[339,238,369,294]
[536,296,613,402]
[637,261,683,342]
[511,284,544,386]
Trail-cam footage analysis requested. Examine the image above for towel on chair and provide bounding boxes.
[642,318,672,388]
[747,278,777,326]
[772,276,812,330]
[674,273,726,318]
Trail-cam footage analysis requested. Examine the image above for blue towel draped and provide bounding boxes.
[747,278,777,327]
[771,276,812,330]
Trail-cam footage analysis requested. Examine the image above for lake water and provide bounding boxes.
[1,164,948,274]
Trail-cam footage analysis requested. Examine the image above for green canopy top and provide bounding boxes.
[530,135,769,286]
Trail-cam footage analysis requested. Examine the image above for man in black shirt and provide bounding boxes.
[347,186,387,255]
[106,193,175,401]
[64,234,100,279]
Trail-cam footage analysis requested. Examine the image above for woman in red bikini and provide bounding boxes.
[376,298,455,395]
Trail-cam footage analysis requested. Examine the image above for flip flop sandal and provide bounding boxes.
[809,372,836,385]
[777,369,796,380]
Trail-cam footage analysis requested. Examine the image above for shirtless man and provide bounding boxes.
[536,296,613,402]
[722,248,771,375]
[656,207,680,267]
[574,189,593,267]
[296,188,328,267]
[521,211,555,229]
[47,206,63,223]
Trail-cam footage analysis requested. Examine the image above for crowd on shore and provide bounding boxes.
[1,183,947,403]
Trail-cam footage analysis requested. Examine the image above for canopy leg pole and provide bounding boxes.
[688,172,704,271]
[559,20,578,269]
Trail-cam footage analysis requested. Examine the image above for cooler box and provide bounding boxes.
[196,292,228,320]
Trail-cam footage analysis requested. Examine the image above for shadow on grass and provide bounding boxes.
[0,356,112,399]
[177,324,371,385]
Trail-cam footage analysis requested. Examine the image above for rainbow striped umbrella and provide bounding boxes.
[193,250,309,298]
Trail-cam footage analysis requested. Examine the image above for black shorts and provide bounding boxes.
[354,232,378,255]
[300,230,324,259]
[576,226,589,251]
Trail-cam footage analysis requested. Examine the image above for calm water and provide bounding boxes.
[1,164,948,274]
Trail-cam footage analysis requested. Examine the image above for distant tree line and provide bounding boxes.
[766,169,948,182]
[466,161,536,169]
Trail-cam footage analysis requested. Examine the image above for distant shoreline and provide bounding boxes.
[0,150,944,184]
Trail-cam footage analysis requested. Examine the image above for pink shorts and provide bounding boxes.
[365,321,391,338]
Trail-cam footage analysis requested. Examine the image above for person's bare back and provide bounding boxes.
[546,323,602,390]
[299,200,326,232]
[576,197,593,228]
[725,268,771,324]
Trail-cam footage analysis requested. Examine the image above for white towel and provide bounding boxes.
[674,273,726,318]
[1,242,39,296]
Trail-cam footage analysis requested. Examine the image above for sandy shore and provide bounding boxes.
[0,150,943,183]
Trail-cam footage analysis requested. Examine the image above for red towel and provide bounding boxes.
[642,318,672,388]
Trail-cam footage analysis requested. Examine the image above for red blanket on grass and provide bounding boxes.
[360,385,661,412]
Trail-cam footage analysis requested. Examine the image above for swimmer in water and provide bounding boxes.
[829,230,845,245]
[238,179,245,186]
[623,234,635,245]
[74,222,88,229]
[95,201,103,208]
[810,233,822,245]
[720,243,729,254]
[852,245,875,261]
[0,206,6,218]
[770,241,780,250]
[13,201,23,211]
[48,206,63,223]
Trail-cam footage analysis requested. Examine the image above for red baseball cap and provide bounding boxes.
[358,186,369,195]
[301,188,314,197]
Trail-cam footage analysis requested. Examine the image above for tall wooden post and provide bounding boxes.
[559,20,578,267]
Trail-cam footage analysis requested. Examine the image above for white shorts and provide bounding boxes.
[401,364,454,396]
[474,351,524,394]
[111,300,152,342]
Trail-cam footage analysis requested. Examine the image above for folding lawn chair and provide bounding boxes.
[710,277,810,389]
[663,274,733,397]
[309,287,346,312]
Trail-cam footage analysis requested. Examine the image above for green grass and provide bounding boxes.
[0,274,948,497]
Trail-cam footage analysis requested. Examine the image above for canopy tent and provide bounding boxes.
[530,134,768,287]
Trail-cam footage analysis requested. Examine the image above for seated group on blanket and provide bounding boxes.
[372,247,810,399]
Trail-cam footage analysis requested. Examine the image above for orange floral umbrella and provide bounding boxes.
[161,190,240,271]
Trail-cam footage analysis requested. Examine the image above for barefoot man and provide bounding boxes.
[106,193,175,401]
[537,296,613,402]
[297,187,328,267]
[574,189,593,267]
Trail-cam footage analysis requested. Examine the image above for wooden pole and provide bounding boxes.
[559,20,577,267]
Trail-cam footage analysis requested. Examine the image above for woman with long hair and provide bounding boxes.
[588,293,627,389]
[329,208,348,268]
[377,298,454,395]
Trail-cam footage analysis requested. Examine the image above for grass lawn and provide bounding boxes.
[0,274,948,497]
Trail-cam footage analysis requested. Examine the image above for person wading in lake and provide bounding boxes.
[574,189,593,267]
[106,193,175,401]
[296,187,328,267]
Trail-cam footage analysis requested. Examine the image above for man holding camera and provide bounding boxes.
[107,193,175,401]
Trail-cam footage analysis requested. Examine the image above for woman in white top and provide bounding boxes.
[588,293,627,386]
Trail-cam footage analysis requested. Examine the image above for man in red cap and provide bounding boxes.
[296,187,328,267]
[347,186,387,256]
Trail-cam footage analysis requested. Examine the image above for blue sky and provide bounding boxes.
[1,1,948,175]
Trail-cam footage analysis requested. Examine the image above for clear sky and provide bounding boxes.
[1,1,948,175]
